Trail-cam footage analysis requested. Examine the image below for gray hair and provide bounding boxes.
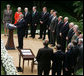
[33,6,37,9]
[7,4,10,8]
[64,17,69,21]
[24,7,28,11]
[78,38,83,43]
[73,25,79,31]
[17,7,21,11]
[59,16,63,19]
[69,22,74,26]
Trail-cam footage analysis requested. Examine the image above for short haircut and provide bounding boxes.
[56,44,61,50]
[43,39,49,46]
[54,11,57,15]
[7,4,10,7]
[59,16,63,19]
[64,17,69,21]
[17,7,21,11]
[73,25,79,31]
[33,6,37,9]
[78,38,83,43]
[24,7,28,10]
[51,9,55,12]
[43,7,47,10]
[69,22,74,26]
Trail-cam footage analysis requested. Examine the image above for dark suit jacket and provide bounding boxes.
[71,45,79,66]
[60,22,69,38]
[32,11,39,25]
[56,21,63,36]
[52,50,65,68]
[50,16,58,32]
[74,44,83,72]
[15,18,26,37]
[67,28,75,40]
[40,12,49,26]
[36,47,53,67]
[64,48,73,69]
[64,45,79,69]
[23,12,32,24]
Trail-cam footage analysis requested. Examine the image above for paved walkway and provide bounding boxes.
[1,34,56,75]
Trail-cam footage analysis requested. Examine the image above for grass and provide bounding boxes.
[1,65,6,75]
[75,68,83,75]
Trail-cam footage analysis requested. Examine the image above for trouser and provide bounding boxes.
[32,25,37,38]
[52,66,61,75]
[25,26,29,38]
[30,25,33,37]
[57,35,61,45]
[40,24,47,39]
[63,67,72,75]
[38,65,50,75]
[61,37,66,52]
[18,35,23,48]
[48,29,50,42]
[50,31,55,45]
[67,38,71,46]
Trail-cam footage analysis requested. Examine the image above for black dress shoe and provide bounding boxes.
[16,46,20,49]
[25,36,27,38]
[17,47,23,49]
[38,37,42,39]
[32,37,35,39]
[19,47,23,49]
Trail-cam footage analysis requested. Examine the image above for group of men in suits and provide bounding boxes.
[13,6,83,75]
[22,6,70,53]
[36,38,83,75]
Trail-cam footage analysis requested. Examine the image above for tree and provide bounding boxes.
[73,1,83,21]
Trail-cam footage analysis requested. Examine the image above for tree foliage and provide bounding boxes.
[73,1,83,19]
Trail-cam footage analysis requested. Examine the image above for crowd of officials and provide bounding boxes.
[3,4,83,75]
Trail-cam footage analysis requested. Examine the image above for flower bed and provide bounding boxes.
[1,39,18,75]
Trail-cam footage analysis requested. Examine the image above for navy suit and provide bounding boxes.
[39,12,49,39]
[52,50,65,75]
[56,21,63,45]
[60,22,69,52]
[31,11,39,38]
[66,28,75,45]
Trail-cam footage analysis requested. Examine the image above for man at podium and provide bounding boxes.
[14,14,26,49]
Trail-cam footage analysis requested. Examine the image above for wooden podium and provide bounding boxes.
[5,23,16,50]
[5,29,15,50]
